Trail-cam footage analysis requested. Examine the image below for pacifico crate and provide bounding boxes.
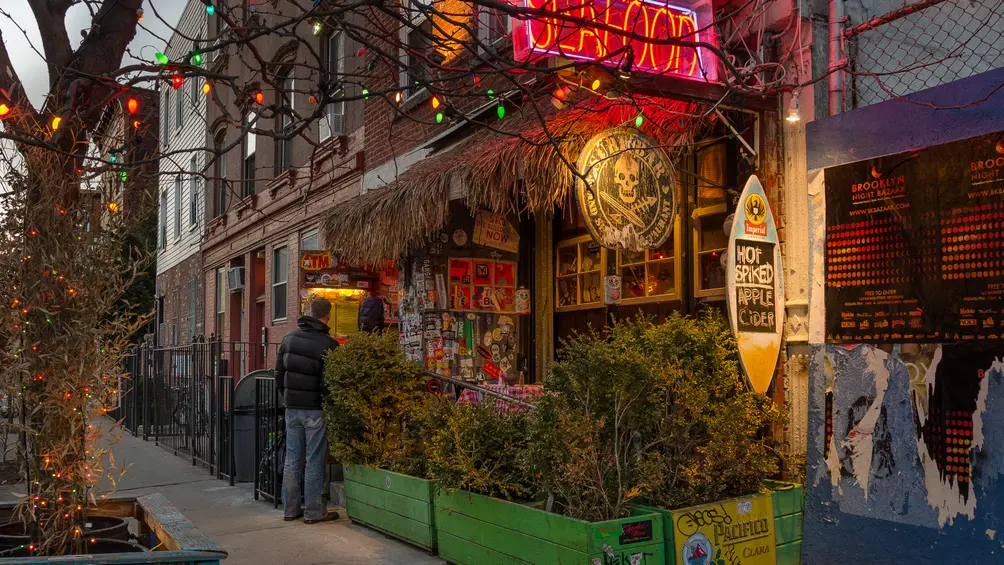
[637,482,805,565]
[0,493,227,564]
[343,463,437,551]
[435,488,665,565]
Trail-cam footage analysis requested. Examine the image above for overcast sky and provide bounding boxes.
[0,0,186,107]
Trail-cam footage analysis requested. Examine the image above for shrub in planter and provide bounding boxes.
[323,332,445,550]
[634,312,782,509]
[427,400,535,502]
[531,312,782,522]
[323,331,439,476]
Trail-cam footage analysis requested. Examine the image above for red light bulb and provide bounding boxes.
[172,75,183,90]
[127,98,139,114]
[255,91,264,104]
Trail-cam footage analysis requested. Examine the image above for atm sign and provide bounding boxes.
[302,252,333,271]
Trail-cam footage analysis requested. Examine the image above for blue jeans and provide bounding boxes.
[282,408,328,520]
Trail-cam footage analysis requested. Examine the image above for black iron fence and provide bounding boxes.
[113,336,283,501]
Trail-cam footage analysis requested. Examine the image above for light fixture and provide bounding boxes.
[786,92,801,123]
[618,48,634,80]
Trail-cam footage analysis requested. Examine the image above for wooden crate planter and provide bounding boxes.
[0,493,226,564]
[435,488,666,565]
[638,482,805,565]
[343,463,437,551]
[764,481,804,565]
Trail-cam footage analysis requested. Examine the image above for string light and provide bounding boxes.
[0,103,9,117]
[127,98,139,114]
[431,96,441,109]
[312,20,324,36]
[192,52,204,65]
[436,112,444,124]
[786,92,801,123]
[487,89,495,99]
[155,52,169,65]
[203,82,212,95]
[393,91,403,104]
[206,5,216,16]
[51,116,62,130]
[362,88,369,99]
[591,78,601,90]
[497,104,505,119]
[255,91,264,104]
[635,113,644,128]
[133,120,142,129]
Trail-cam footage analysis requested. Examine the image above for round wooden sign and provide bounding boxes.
[575,127,677,251]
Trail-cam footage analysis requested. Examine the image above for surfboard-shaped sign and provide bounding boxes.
[727,175,784,394]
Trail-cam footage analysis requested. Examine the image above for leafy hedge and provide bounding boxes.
[324,311,781,522]
[323,331,441,477]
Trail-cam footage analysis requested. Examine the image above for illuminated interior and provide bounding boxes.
[301,287,368,338]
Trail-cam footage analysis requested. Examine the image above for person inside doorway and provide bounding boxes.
[357,287,385,334]
[275,298,339,524]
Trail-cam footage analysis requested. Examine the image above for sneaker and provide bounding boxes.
[304,511,339,524]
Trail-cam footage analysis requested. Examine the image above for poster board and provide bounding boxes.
[824,131,1004,342]
[671,493,777,565]
[726,175,784,394]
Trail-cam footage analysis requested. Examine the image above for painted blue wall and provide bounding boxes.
[805,68,1004,564]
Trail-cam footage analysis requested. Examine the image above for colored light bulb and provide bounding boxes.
[127,98,139,114]
[591,78,601,90]
[203,82,211,95]
[432,96,440,109]
[497,105,505,119]
[206,5,215,15]
[172,75,183,90]
[193,52,204,65]
[487,89,495,99]
[255,91,264,104]
[0,104,9,117]
[51,116,62,130]
[155,52,169,65]
[436,112,443,124]
[635,114,644,128]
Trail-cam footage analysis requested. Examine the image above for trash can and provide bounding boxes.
[232,370,274,483]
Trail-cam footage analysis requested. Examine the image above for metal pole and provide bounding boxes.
[828,0,845,115]
[425,372,537,409]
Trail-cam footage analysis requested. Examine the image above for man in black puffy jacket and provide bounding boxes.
[275,298,339,524]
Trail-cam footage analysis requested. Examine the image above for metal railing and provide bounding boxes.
[116,336,281,496]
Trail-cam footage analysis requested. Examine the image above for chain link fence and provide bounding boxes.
[843,0,1004,109]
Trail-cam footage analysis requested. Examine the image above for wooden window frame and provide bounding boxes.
[692,202,728,300]
[615,215,684,305]
[555,235,607,312]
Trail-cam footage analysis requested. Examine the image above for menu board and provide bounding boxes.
[825,131,1004,343]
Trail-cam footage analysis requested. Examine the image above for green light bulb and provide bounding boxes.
[362,88,369,99]
[436,112,443,124]
[635,114,644,128]
[206,5,215,16]
[487,89,495,99]
[155,52,169,65]
[497,105,505,119]
[192,52,203,65]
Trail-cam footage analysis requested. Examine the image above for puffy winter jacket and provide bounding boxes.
[357,296,385,333]
[274,317,340,409]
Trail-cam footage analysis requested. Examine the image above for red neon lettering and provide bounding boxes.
[513,0,716,82]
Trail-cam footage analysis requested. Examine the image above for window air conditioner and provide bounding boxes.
[227,266,245,292]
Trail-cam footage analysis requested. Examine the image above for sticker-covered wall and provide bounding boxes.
[805,68,1004,563]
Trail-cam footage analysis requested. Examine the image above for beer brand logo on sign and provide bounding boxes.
[576,128,677,252]
[743,193,767,237]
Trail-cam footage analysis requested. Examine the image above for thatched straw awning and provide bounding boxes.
[323,96,706,265]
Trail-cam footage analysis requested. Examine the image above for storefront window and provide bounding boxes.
[556,236,605,309]
[617,236,678,301]
[695,211,728,296]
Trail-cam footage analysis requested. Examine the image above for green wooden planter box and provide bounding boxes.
[764,481,804,565]
[435,488,666,565]
[343,463,437,551]
[637,482,805,565]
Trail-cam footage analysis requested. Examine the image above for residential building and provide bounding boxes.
[157,0,209,346]
[200,0,365,373]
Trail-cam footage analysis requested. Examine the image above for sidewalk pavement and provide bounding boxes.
[2,422,445,565]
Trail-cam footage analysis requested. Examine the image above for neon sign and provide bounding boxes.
[511,0,718,82]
